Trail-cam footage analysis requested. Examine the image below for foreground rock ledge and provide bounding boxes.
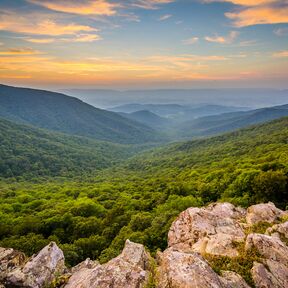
[0,202,287,288]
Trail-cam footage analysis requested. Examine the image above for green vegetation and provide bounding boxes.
[0,84,164,144]
[0,117,287,269]
[0,118,151,179]
[205,243,262,287]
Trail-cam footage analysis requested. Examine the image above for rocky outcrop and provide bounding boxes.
[168,202,246,257]
[0,247,26,282]
[64,239,150,288]
[246,202,287,225]
[156,248,250,288]
[4,242,65,288]
[245,233,288,265]
[1,202,287,288]
[156,248,222,287]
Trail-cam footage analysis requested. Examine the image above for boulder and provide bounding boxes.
[219,271,250,288]
[264,259,288,287]
[0,247,26,281]
[251,262,283,288]
[245,233,288,265]
[168,203,245,257]
[64,239,150,288]
[156,248,223,288]
[246,202,286,225]
[5,242,65,288]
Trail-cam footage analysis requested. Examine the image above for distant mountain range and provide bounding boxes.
[176,104,288,138]
[0,85,164,144]
[1,84,287,144]
[111,103,248,123]
[63,88,288,108]
[111,102,288,138]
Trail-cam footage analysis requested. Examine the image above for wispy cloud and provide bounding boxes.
[202,0,275,6]
[273,50,288,57]
[0,11,98,36]
[182,37,199,45]
[131,0,175,10]
[0,48,41,55]
[226,6,288,27]
[25,38,55,44]
[63,34,102,42]
[158,14,172,21]
[205,31,239,44]
[27,0,119,16]
[203,0,288,27]
[148,54,229,63]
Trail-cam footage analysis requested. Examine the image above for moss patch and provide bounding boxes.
[204,242,262,287]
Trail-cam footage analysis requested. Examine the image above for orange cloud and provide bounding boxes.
[273,50,288,57]
[0,11,97,35]
[226,6,288,27]
[0,48,41,55]
[202,0,276,6]
[25,38,55,44]
[205,31,239,44]
[28,0,119,16]
[202,0,288,27]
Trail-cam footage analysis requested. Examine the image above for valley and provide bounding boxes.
[0,85,287,288]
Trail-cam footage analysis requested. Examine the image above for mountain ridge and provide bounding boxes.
[0,84,163,144]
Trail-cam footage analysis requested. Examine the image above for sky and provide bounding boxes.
[0,0,287,89]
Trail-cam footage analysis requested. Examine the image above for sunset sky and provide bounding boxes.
[0,0,287,89]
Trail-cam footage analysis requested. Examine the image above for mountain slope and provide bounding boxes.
[0,84,163,144]
[0,117,144,178]
[0,117,287,268]
[123,117,288,183]
[119,110,171,129]
[176,104,288,138]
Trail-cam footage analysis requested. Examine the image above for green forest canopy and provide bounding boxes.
[0,117,287,267]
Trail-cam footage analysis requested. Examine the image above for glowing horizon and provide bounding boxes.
[0,0,287,89]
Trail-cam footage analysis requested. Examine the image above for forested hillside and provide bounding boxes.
[0,85,163,144]
[0,117,287,267]
[0,118,146,179]
[176,104,288,138]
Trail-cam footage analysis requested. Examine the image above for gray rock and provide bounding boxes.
[5,242,65,288]
[246,202,286,225]
[65,239,150,288]
[168,203,245,257]
[251,261,283,288]
[264,259,288,287]
[0,247,26,281]
[245,233,288,265]
[156,248,224,288]
[219,271,251,288]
